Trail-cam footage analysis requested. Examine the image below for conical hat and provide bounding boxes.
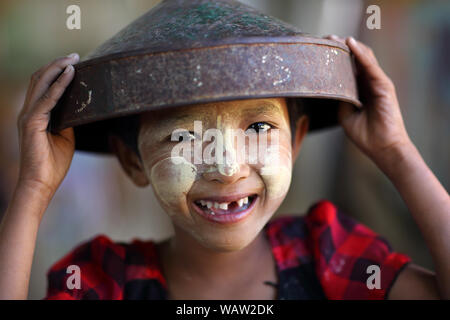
[49,0,361,153]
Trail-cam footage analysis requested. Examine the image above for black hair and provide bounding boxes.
[108,113,141,158]
[108,98,306,158]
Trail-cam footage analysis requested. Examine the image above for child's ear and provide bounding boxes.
[292,115,309,163]
[108,135,149,187]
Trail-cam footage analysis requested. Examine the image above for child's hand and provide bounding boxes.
[325,35,412,165]
[16,53,79,201]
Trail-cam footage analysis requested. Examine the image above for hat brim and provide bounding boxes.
[50,38,361,154]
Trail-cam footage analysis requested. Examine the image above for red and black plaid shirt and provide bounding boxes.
[44,200,410,300]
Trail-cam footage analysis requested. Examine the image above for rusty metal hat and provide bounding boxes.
[49,0,361,153]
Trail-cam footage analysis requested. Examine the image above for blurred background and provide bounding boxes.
[0,0,448,299]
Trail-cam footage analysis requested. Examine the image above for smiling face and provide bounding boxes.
[111,98,309,251]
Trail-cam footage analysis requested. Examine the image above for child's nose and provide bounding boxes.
[202,163,250,184]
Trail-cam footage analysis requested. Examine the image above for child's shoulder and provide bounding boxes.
[47,234,159,268]
[265,199,355,242]
[266,198,386,243]
[266,199,411,299]
[45,234,166,299]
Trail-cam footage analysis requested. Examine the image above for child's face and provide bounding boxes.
[123,98,308,251]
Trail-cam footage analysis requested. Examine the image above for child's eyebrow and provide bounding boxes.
[172,113,194,121]
[240,102,283,118]
[159,113,198,129]
[160,101,282,129]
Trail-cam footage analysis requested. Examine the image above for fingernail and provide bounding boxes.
[67,52,79,60]
[349,37,357,46]
[64,65,73,73]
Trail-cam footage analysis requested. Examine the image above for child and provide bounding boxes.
[0,32,448,299]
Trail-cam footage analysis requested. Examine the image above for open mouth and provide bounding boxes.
[192,194,258,224]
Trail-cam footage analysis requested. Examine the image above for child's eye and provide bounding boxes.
[170,130,198,142]
[245,122,273,134]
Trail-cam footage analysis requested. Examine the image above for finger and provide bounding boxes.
[25,60,55,97]
[324,34,346,45]
[345,37,391,84]
[19,64,75,133]
[25,54,77,106]
[324,35,361,77]
[26,53,79,108]
[32,64,75,118]
[23,54,78,115]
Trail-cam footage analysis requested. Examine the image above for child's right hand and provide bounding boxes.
[16,53,79,202]
[0,54,79,298]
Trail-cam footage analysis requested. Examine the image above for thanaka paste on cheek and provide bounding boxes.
[259,144,292,199]
[149,156,197,216]
[260,164,292,199]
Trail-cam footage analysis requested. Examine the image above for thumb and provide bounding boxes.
[54,127,75,148]
[59,127,75,141]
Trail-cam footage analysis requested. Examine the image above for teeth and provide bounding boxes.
[219,203,228,210]
[198,196,253,212]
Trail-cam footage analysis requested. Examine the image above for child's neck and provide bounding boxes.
[158,226,277,299]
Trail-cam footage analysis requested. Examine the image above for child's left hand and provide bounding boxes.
[325,35,413,165]
[325,36,450,300]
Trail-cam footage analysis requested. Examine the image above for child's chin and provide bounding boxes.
[202,241,253,252]
[193,231,260,252]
